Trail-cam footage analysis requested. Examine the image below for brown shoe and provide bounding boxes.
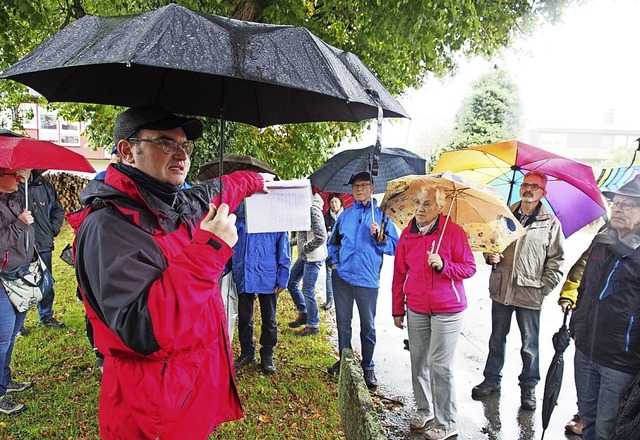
[565,414,583,435]
[296,326,320,336]
[288,313,307,328]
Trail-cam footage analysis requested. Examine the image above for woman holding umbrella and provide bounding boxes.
[322,193,343,310]
[0,167,34,415]
[391,183,476,440]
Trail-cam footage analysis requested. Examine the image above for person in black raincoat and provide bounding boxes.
[570,175,640,440]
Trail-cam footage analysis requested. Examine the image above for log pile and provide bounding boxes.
[46,172,91,213]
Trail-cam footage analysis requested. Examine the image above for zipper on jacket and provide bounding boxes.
[451,280,461,303]
[161,358,167,376]
[598,260,620,300]
[626,315,634,352]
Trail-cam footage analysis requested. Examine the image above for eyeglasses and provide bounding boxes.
[520,182,543,191]
[610,200,640,212]
[128,137,195,156]
[414,200,436,209]
[352,182,371,189]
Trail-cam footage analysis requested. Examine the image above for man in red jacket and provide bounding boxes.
[69,105,272,440]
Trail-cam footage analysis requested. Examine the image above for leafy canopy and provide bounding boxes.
[0,0,569,180]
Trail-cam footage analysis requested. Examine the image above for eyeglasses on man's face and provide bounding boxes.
[610,199,640,212]
[128,137,195,156]
[520,182,543,191]
[352,182,371,190]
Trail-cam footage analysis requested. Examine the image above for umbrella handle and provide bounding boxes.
[563,305,571,326]
[435,192,457,254]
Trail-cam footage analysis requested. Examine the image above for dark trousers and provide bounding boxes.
[237,292,278,358]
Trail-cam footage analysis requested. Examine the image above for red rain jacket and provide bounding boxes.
[67,165,263,439]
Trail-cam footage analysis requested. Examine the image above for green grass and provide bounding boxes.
[1,224,342,439]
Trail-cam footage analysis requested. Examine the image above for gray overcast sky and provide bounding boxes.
[353,0,640,152]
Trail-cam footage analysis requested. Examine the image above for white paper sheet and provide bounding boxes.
[245,179,311,233]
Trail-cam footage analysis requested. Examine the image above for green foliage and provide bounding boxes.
[1,223,342,439]
[0,0,571,179]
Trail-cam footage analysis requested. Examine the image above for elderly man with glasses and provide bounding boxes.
[566,175,640,440]
[69,105,273,440]
[325,171,399,388]
[472,170,565,411]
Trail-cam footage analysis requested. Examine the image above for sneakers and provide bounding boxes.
[261,356,276,375]
[40,317,65,328]
[471,380,500,398]
[0,395,26,416]
[363,370,378,388]
[321,301,333,310]
[6,380,33,394]
[521,386,536,410]
[565,413,583,435]
[16,325,29,337]
[288,313,307,328]
[424,427,459,440]
[327,360,340,376]
[234,353,256,369]
[296,326,320,336]
[410,412,435,430]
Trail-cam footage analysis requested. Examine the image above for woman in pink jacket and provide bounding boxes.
[392,183,476,440]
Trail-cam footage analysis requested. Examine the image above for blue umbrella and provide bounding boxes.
[309,146,426,194]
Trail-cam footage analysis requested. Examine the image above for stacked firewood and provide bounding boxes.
[45,172,91,213]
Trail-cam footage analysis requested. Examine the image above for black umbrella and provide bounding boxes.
[309,146,426,194]
[197,155,275,181]
[541,307,572,439]
[1,4,408,189]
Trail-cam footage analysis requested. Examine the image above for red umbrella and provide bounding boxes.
[0,136,95,173]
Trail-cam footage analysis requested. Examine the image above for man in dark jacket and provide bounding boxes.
[570,175,640,440]
[20,170,65,328]
[68,105,272,439]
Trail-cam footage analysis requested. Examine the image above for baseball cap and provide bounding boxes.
[347,171,373,185]
[113,105,203,143]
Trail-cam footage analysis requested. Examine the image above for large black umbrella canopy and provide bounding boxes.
[541,308,572,439]
[0,4,408,126]
[309,146,426,194]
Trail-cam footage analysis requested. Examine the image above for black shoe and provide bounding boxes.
[6,380,33,394]
[327,361,340,376]
[288,313,307,328]
[40,317,65,328]
[472,380,501,398]
[261,356,276,375]
[364,370,378,388]
[234,354,256,369]
[16,326,29,337]
[321,301,333,310]
[521,386,536,410]
[0,395,26,415]
[296,326,320,336]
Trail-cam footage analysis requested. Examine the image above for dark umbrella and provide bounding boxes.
[309,146,426,195]
[541,307,572,439]
[196,155,275,181]
[0,4,408,183]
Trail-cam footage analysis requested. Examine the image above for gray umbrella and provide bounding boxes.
[309,146,426,194]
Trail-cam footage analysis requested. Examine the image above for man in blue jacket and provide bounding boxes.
[326,171,399,388]
[231,202,290,374]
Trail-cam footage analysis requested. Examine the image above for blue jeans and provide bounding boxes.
[37,250,55,322]
[482,300,540,387]
[287,258,322,328]
[237,292,278,358]
[574,348,635,440]
[325,263,334,303]
[333,271,378,371]
[0,284,27,396]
